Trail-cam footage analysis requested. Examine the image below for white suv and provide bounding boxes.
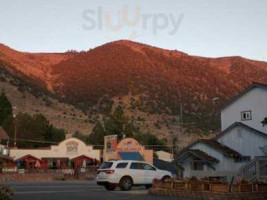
[97,160,172,191]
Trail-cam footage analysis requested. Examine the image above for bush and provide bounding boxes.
[0,185,14,200]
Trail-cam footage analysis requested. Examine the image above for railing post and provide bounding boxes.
[256,160,260,180]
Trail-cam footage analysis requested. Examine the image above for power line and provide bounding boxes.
[7,138,58,144]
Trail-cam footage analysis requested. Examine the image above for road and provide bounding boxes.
[6,181,191,200]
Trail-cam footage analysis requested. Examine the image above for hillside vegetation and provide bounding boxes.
[0,40,267,149]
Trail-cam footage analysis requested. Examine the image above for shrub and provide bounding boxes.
[0,185,14,200]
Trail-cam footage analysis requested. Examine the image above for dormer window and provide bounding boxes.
[241,111,252,121]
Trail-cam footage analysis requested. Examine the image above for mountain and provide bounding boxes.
[1,40,267,148]
[50,41,267,128]
[0,43,76,90]
[0,44,89,135]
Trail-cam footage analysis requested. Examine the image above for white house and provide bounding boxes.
[175,83,267,181]
[221,83,267,134]
[176,139,241,179]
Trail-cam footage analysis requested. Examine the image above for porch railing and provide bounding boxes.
[240,156,267,182]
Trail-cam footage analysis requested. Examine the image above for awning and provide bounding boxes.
[118,152,142,161]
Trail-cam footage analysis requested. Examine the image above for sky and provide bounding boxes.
[0,0,266,61]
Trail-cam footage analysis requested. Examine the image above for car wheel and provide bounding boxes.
[105,183,116,191]
[119,176,133,191]
[161,176,171,182]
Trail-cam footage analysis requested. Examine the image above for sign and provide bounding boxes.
[66,141,79,154]
[117,138,141,152]
[104,135,118,154]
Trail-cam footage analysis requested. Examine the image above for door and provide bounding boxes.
[129,162,145,184]
[142,163,157,184]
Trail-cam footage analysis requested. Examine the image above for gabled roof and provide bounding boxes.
[200,139,241,158]
[0,126,9,140]
[214,122,267,140]
[221,82,267,111]
[15,154,43,162]
[71,155,96,161]
[176,149,219,163]
[175,139,241,162]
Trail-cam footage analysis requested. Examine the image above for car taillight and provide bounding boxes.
[105,170,115,174]
[97,170,115,174]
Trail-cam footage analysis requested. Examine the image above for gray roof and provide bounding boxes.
[221,82,267,111]
[176,149,219,163]
[214,122,267,140]
[175,138,241,163]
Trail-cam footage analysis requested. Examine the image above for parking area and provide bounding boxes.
[6,181,191,200]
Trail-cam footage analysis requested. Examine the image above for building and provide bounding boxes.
[9,137,101,171]
[104,137,154,164]
[156,150,174,162]
[175,83,267,181]
[0,126,15,173]
[221,83,267,134]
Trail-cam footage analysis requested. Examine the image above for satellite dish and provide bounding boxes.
[259,145,267,155]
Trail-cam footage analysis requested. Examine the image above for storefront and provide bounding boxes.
[0,155,15,173]
[9,138,101,171]
[104,137,153,164]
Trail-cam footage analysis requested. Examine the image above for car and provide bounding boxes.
[96,160,172,191]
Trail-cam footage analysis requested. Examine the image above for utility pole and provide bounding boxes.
[12,107,17,147]
[180,103,183,134]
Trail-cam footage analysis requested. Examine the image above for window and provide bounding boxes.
[142,163,156,171]
[99,162,113,169]
[192,162,204,171]
[241,111,252,121]
[130,162,144,170]
[234,156,251,163]
[116,162,128,169]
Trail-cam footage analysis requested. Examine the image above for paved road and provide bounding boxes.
[6,181,190,200]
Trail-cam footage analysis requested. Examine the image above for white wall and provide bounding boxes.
[217,126,267,158]
[179,142,246,179]
[221,87,267,133]
[190,143,238,171]
[10,138,101,161]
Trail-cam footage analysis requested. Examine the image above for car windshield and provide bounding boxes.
[99,162,113,169]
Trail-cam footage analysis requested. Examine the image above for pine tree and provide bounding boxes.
[0,91,12,125]
[88,120,106,145]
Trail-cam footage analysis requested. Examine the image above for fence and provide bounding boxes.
[152,179,267,193]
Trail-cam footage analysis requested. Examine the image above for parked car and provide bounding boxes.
[97,160,172,191]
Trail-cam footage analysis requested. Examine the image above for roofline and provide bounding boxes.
[221,82,267,111]
[176,150,219,163]
[214,122,267,140]
[14,154,43,162]
[175,138,240,161]
[70,154,96,161]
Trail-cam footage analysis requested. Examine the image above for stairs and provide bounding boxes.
[240,156,267,182]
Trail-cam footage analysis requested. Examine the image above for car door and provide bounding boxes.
[129,162,145,184]
[142,163,157,184]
